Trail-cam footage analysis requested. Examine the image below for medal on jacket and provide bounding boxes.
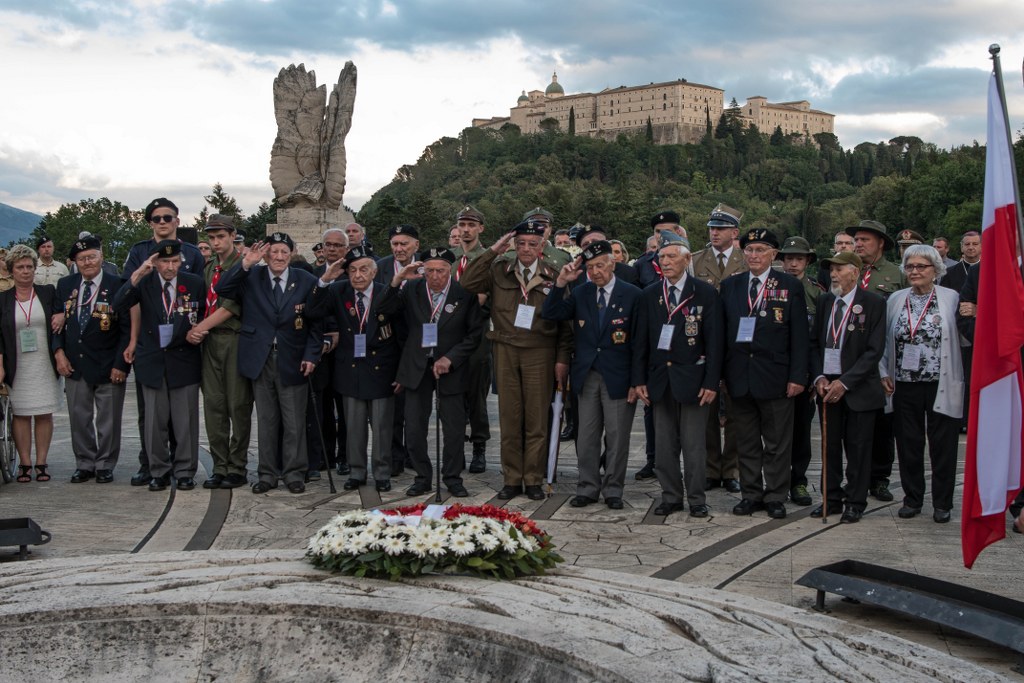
[294,303,305,330]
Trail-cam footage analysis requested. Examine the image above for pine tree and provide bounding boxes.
[568,106,576,136]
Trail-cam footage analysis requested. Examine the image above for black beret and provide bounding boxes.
[151,239,181,258]
[344,245,376,268]
[144,198,179,222]
[513,220,547,237]
[389,224,420,239]
[267,232,295,250]
[650,210,680,228]
[739,228,779,249]
[573,224,609,245]
[35,235,53,249]
[418,247,456,264]
[69,235,102,259]
[312,242,324,251]
[580,240,613,262]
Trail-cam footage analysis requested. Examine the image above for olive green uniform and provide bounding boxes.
[202,250,253,476]
[860,256,905,299]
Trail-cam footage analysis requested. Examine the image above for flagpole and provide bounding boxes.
[989,44,1024,279]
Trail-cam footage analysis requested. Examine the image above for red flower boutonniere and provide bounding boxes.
[177,284,187,294]
[345,301,354,310]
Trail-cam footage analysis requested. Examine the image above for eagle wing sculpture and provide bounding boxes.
[269,62,357,209]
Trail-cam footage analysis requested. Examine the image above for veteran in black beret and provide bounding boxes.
[499,207,571,271]
[635,210,689,289]
[34,234,69,287]
[720,227,809,519]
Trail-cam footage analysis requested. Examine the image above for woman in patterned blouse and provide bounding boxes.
[879,245,964,524]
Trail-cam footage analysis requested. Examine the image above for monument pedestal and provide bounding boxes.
[266,205,355,259]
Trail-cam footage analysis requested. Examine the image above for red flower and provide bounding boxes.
[345,301,354,310]
[379,501,547,537]
[177,284,187,294]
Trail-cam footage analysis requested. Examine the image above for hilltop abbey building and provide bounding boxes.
[473,73,835,145]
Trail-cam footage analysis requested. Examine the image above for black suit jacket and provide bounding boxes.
[632,276,724,404]
[0,285,58,386]
[52,273,131,384]
[721,268,809,399]
[634,252,662,288]
[956,262,980,343]
[809,289,886,412]
[383,279,483,394]
[113,271,206,389]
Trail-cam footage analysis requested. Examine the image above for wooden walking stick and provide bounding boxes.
[820,397,828,524]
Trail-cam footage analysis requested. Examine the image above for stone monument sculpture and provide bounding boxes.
[266,62,357,254]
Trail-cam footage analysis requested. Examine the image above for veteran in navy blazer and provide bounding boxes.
[543,240,642,510]
[54,236,131,483]
[720,228,809,519]
[113,240,206,491]
[381,247,483,498]
[632,233,724,517]
[214,233,322,494]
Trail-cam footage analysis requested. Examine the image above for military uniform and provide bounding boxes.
[452,241,491,469]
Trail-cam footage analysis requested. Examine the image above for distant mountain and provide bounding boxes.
[0,202,42,246]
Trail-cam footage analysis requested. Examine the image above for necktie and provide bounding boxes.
[356,291,366,318]
[749,277,760,307]
[668,286,678,308]
[522,267,532,285]
[597,287,607,326]
[717,252,726,276]
[79,280,93,327]
[430,290,443,322]
[163,281,174,322]
[273,276,283,308]
[830,299,846,349]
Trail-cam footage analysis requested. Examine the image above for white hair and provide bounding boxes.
[901,244,947,278]
[322,227,348,245]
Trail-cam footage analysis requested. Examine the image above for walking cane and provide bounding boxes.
[307,376,337,494]
[820,396,828,524]
[435,371,443,504]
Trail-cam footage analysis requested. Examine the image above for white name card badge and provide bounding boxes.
[354,333,367,358]
[158,324,174,349]
[514,304,535,330]
[901,344,923,371]
[658,324,675,350]
[422,323,438,348]
[737,317,756,343]
[19,328,38,353]
[823,348,842,375]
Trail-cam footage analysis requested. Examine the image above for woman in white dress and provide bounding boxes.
[0,244,60,482]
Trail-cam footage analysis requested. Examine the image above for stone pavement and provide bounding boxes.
[2,379,1023,678]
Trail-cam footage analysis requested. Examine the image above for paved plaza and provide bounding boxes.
[2,379,1023,678]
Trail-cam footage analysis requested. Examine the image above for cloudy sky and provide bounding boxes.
[1,0,1022,222]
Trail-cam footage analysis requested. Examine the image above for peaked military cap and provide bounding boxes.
[821,251,863,270]
[151,239,181,258]
[707,203,742,229]
[845,219,895,250]
[69,235,102,259]
[778,235,816,262]
[204,214,235,232]
[522,207,554,224]
[897,229,924,246]
[389,224,420,239]
[739,228,779,249]
[144,197,178,222]
[267,232,295,250]
[456,206,485,223]
[650,210,680,228]
[234,230,247,244]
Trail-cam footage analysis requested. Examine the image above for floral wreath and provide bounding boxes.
[307,503,562,580]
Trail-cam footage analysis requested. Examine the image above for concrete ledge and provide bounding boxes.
[0,551,1009,682]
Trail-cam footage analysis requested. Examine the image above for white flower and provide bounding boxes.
[408,536,429,558]
[449,532,475,556]
[383,535,406,556]
[501,535,519,554]
[426,530,450,556]
[520,535,538,553]
[462,518,486,535]
[476,533,500,552]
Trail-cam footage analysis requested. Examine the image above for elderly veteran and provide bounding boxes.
[383,247,483,498]
[54,236,131,484]
[460,219,573,501]
[543,239,643,510]
[721,228,809,519]
[631,232,724,517]
[498,207,572,272]
[809,251,887,523]
[113,240,206,491]
[185,214,252,490]
[879,245,963,524]
[215,232,322,495]
[34,235,69,287]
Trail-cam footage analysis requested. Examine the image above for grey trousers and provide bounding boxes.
[342,394,394,483]
[253,351,308,486]
[65,377,126,472]
[731,395,795,503]
[653,396,709,507]
[576,371,636,500]
[142,380,199,479]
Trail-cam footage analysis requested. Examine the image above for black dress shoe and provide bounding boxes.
[148,475,170,492]
[570,495,597,508]
[287,481,306,494]
[343,479,366,490]
[177,477,197,491]
[605,497,623,510]
[203,473,225,489]
[654,502,686,516]
[220,473,247,489]
[376,480,392,492]
[70,469,94,483]
[95,469,113,484]
[448,483,469,498]
[765,501,787,519]
[525,485,545,500]
[897,505,922,519]
[705,478,720,491]
[810,503,843,518]
[870,483,894,502]
[723,478,741,493]
[689,504,710,518]
[732,499,765,516]
[336,461,351,475]
[131,469,151,487]
[496,485,521,500]
[933,509,951,523]
[634,463,656,480]
[468,446,486,473]
[252,481,276,494]
[559,425,576,442]
[840,508,863,524]
[406,483,432,496]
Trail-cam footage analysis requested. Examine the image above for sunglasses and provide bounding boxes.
[150,215,176,224]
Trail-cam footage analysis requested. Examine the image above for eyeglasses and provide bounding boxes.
[75,254,100,264]
[150,215,176,224]
[903,263,934,272]
[323,242,346,248]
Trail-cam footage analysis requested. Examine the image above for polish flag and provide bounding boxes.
[962,71,1024,568]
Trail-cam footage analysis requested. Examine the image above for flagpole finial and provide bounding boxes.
[989,44,1001,56]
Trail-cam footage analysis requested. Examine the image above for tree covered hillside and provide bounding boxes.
[356,122,1024,258]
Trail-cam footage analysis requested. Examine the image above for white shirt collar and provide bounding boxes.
[355,282,374,299]
[596,275,617,298]
[713,246,734,260]
[270,267,289,289]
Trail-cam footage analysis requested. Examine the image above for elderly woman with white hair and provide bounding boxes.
[879,244,963,524]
